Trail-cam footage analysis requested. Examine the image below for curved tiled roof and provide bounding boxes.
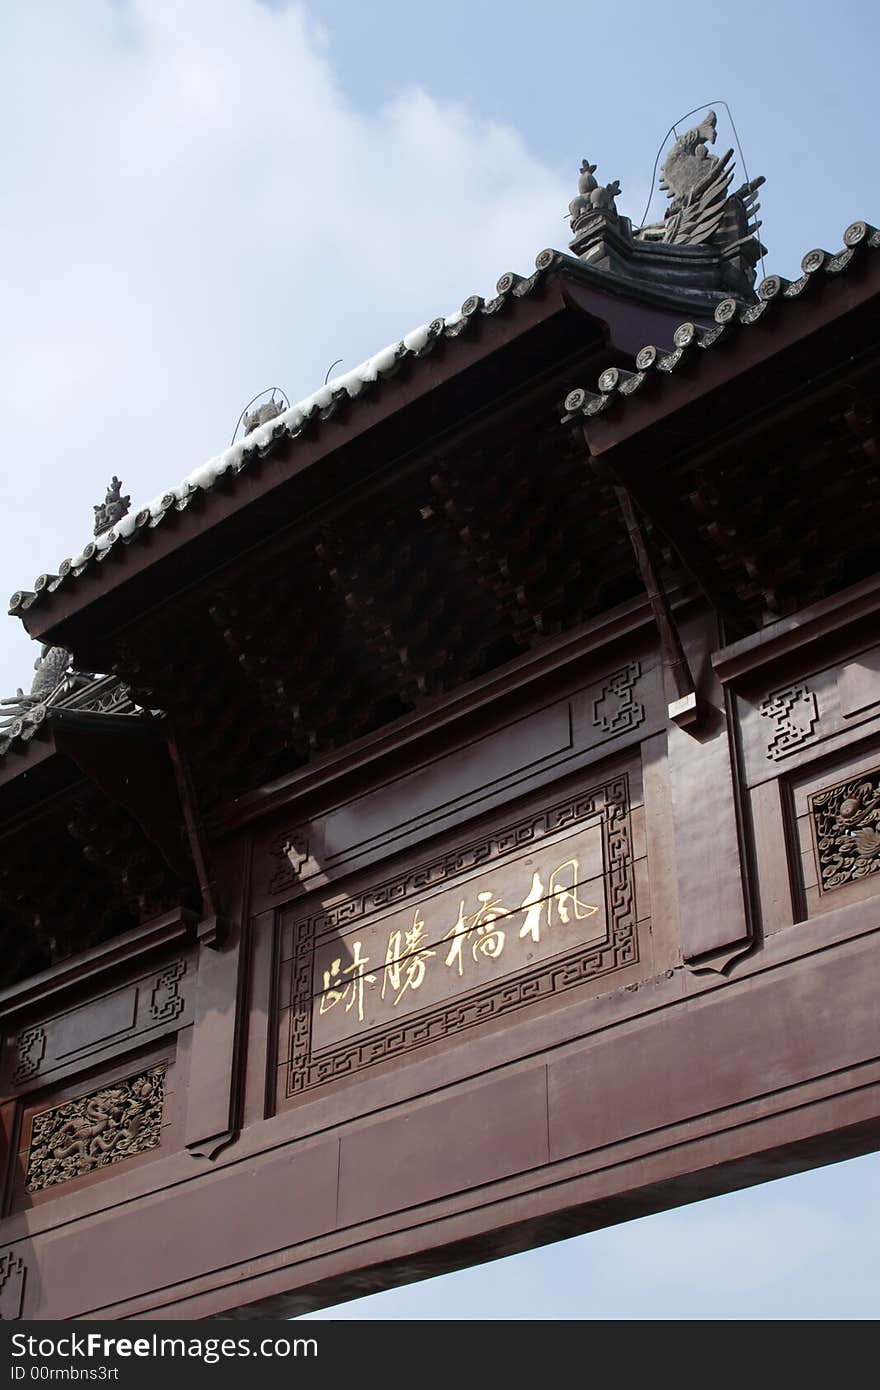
[561,221,879,422]
[10,221,878,623]
[9,252,570,621]
[0,674,137,760]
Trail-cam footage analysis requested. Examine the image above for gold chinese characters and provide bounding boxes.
[318,855,598,1026]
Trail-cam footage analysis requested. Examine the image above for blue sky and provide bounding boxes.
[302,1153,880,1320]
[2,0,878,1318]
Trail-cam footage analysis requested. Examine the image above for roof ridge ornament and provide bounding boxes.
[2,487,126,734]
[568,112,766,303]
[94,476,130,537]
[0,644,73,732]
[637,110,765,258]
[243,398,285,436]
[568,160,622,232]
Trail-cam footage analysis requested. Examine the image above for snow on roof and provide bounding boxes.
[11,250,567,615]
[86,317,460,568]
[19,219,875,619]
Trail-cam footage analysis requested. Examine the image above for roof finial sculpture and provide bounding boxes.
[2,488,120,734]
[568,159,622,233]
[0,644,73,732]
[243,398,285,436]
[231,388,291,444]
[636,110,764,256]
[567,110,765,302]
[93,477,130,537]
[661,110,724,212]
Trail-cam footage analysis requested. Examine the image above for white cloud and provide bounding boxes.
[0,0,571,689]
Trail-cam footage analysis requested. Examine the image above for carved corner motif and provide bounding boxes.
[0,1250,27,1320]
[760,682,819,760]
[268,827,314,896]
[592,662,645,735]
[811,768,880,893]
[149,959,186,1021]
[284,776,637,1096]
[13,1025,46,1085]
[283,830,310,876]
[25,1065,166,1194]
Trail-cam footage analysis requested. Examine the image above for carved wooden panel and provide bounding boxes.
[1,952,195,1097]
[6,1043,181,1216]
[810,768,880,895]
[277,773,639,1100]
[790,745,880,920]
[24,1065,166,1194]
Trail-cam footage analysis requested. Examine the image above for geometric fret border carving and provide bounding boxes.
[149,959,186,1021]
[13,1025,46,1085]
[760,682,819,760]
[4,954,193,1099]
[810,768,880,893]
[283,775,637,1096]
[592,661,645,735]
[0,1249,27,1320]
[24,1065,166,1194]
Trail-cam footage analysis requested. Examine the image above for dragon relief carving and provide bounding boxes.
[25,1066,165,1193]
[811,770,880,893]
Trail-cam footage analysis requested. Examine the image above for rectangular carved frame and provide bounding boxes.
[281,772,636,1096]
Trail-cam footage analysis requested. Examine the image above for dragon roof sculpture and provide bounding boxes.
[637,110,765,260]
[567,110,766,303]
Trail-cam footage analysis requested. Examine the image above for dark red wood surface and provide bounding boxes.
[1,259,878,1321]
